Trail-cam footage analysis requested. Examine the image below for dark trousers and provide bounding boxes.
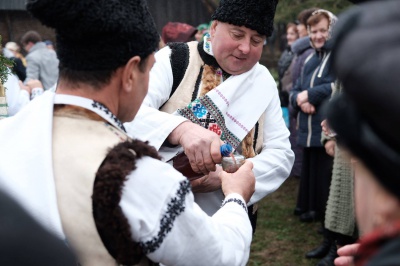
[296,147,333,221]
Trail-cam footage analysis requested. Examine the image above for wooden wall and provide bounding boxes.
[0,1,279,69]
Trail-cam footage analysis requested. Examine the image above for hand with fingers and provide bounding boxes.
[168,121,224,175]
[324,139,336,157]
[334,243,359,266]
[220,160,255,203]
[190,165,223,193]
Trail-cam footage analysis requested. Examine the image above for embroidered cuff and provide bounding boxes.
[221,194,248,213]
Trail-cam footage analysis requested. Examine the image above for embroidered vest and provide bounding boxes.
[52,107,155,266]
[160,41,265,158]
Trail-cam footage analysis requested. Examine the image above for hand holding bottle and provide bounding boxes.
[220,160,255,203]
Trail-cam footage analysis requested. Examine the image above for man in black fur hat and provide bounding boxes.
[0,0,257,265]
[126,0,294,232]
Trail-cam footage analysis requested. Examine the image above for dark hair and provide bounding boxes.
[307,12,330,27]
[21,30,42,45]
[59,55,150,90]
[297,8,319,26]
[286,22,298,34]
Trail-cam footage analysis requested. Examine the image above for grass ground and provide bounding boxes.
[247,176,323,266]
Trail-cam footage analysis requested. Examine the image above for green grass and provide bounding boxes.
[247,177,323,266]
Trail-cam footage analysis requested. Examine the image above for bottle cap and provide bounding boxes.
[220,143,233,157]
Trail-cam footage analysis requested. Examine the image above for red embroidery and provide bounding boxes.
[208,123,222,136]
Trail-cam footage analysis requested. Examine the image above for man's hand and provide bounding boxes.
[321,119,337,137]
[296,90,309,106]
[324,139,336,157]
[19,81,31,94]
[321,119,329,136]
[300,102,315,114]
[220,160,255,203]
[334,243,359,266]
[25,79,43,90]
[168,121,223,175]
[190,165,222,193]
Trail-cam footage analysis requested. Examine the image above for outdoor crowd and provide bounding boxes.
[0,0,399,266]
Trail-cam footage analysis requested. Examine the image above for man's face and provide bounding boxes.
[210,21,265,75]
[309,17,329,50]
[119,53,155,122]
[23,42,34,53]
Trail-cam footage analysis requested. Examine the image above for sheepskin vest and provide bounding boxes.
[52,106,154,266]
[160,41,265,158]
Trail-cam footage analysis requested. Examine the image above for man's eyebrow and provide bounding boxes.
[230,26,264,38]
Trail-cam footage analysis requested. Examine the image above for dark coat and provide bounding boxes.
[290,41,335,147]
[277,46,294,91]
[10,57,26,81]
[291,36,314,87]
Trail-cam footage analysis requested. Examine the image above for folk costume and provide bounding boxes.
[0,0,254,265]
[126,0,294,219]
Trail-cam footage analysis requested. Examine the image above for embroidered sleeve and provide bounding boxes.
[221,193,248,213]
[139,180,191,254]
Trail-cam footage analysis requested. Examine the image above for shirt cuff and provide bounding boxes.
[221,193,248,213]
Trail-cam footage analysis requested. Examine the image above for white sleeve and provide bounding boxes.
[124,46,188,151]
[143,46,173,108]
[5,74,30,116]
[120,157,252,266]
[247,87,295,206]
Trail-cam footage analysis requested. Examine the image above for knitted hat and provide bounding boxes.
[211,0,279,37]
[326,0,400,198]
[26,0,159,71]
[161,22,198,43]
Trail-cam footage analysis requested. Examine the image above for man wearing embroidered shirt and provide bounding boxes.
[0,0,256,265]
[126,0,294,230]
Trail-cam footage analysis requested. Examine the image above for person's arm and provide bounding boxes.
[5,74,30,116]
[125,46,222,174]
[247,88,294,205]
[307,60,335,106]
[25,54,40,83]
[290,76,302,109]
[307,81,335,106]
[120,157,255,266]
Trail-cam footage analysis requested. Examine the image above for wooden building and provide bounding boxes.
[0,0,212,47]
[0,0,276,68]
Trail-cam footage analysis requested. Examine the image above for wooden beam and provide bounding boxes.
[201,0,218,14]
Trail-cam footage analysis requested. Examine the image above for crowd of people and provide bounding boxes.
[0,0,399,265]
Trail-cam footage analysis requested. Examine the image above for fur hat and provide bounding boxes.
[211,0,279,37]
[162,22,198,43]
[26,0,159,71]
[327,0,400,198]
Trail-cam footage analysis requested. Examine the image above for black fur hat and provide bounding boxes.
[211,0,279,37]
[26,0,159,71]
[327,0,400,198]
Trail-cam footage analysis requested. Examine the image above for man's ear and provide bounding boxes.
[121,56,141,93]
[210,21,217,37]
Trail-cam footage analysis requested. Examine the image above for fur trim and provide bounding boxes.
[168,43,190,98]
[92,139,161,265]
